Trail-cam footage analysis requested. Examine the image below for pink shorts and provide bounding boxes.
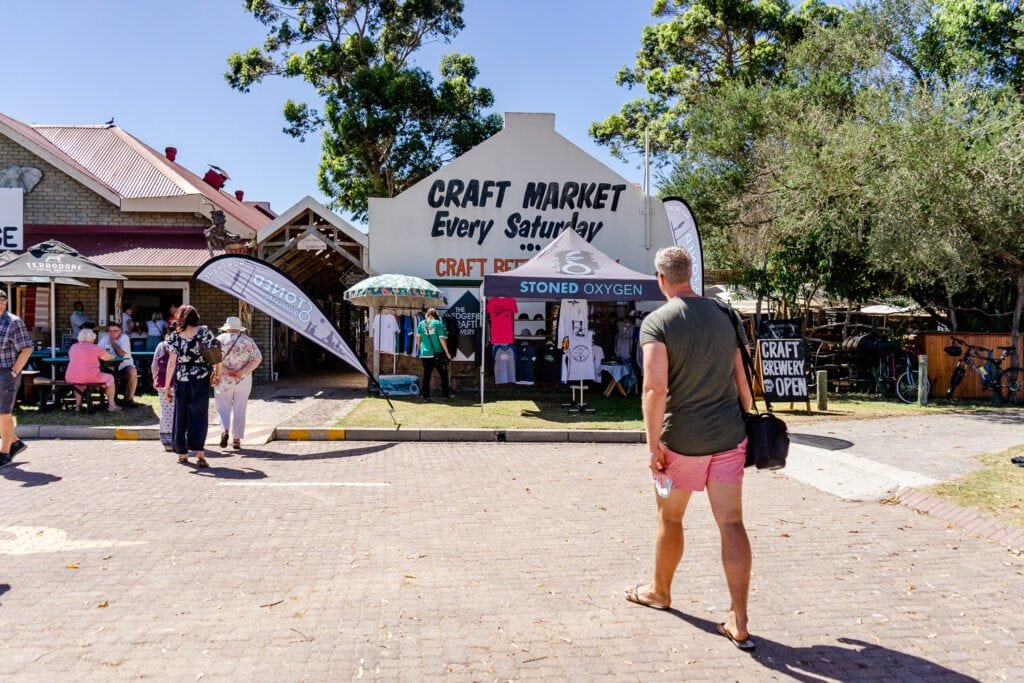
[661,438,747,492]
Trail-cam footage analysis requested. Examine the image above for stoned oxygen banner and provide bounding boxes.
[195,254,367,376]
[662,197,704,295]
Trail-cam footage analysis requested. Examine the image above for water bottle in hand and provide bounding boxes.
[654,472,672,498]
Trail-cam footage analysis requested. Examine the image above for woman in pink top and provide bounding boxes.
[65,328,121,412]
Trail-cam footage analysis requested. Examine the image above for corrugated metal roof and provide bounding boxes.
[131,135,273,231]
[76,234,216,269]
[0,113,120,197]
[32,126,189,199]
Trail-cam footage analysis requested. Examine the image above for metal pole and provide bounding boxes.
[479,289,486,413]
[269,317,275,382]
[816,370,828,411]
[917,355,928,405]
[49,277,56,381]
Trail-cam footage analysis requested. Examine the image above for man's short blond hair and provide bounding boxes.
[655,247,693,285]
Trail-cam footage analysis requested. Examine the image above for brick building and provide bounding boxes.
[0,109,368,382]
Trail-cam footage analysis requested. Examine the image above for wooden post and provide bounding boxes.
[917,355,928,406]
[816,370,828,411]
[114,281,124,326]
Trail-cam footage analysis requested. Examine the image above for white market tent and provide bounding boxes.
[479,229,662,410]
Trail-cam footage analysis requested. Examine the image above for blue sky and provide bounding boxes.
[0,1,658,224]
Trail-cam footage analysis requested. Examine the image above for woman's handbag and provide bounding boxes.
[200,328,223,365]
[714,301,789,470]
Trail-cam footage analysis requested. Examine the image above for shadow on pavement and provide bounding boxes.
[0,461,62,487]
[950,408,1024,426]
[790,433,854,451]
[666,610,973,681]
[239,443,397,461]
[0,583,9,598]
[188,465,267,480]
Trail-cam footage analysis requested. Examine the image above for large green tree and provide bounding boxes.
[226,0,502,219]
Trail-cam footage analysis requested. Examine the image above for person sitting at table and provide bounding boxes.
[98,322,137,407]
[65,328,121,412]
[69,301,92,337]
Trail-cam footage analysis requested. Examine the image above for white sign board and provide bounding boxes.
[368,113,673,280]
[0,188,24,251]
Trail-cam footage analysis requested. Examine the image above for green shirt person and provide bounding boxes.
[413,308,452,401]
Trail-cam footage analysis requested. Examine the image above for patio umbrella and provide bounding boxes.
[344,274,447,379]
[0,240,126,378]
[343,273,447,309]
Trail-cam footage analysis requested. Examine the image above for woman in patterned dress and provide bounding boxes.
[214,316,262,450]
[163,305,220,467]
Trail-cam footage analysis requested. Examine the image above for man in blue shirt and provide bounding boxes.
[0,291,34,465]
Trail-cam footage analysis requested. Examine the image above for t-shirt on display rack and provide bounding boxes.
[479,229,662,412]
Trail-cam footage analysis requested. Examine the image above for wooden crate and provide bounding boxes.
[914,332,1022,399]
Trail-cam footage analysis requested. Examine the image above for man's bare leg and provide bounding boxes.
[126,369,138,401]
[0,413,14,454]
[634,487,692,607]
[706,480,751,639]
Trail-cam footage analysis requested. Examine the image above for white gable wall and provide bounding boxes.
[368,113,672,281]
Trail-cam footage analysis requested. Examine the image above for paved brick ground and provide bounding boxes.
[1,440,1022,681]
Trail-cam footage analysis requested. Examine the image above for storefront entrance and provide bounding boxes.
[254,197,370,381]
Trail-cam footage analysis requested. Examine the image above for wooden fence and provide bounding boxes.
[914,332,1022,399]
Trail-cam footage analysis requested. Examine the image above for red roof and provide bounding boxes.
[26,225,217,270]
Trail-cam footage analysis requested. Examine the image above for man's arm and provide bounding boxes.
[11,347,32,376]
[734,348,753,412]
[642,341,669,474]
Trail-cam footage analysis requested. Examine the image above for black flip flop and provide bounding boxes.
[717,623,756,651]
[624,584,669,610]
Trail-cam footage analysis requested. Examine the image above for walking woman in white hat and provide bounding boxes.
[214,316,262,450]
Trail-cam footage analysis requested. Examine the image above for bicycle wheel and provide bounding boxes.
[895,370,917,404]
[999,366,1022,404]
[946,364,965,398]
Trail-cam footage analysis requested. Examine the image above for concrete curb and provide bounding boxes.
[17,424,647,444]
[272,427,645,444]
[17,425,161,441]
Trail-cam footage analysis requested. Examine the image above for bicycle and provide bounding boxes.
[944,337,1021,404]
[874,345,926,404]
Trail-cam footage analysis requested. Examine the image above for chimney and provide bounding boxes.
[203,168,228,190]
[234,190,244,201]
[164,146,177,162]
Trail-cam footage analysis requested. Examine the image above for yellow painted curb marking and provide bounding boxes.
[326,429,346,441]
[114,429,140,440]
[287,429,310,440]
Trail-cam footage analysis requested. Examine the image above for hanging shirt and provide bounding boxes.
[557,299,594,382]
[372,313,399,354]
[535,343,562,384]
[493,344,516,384]
[486,297,517,345]
[592,341,605,377]
[516,342,536,383]
[615,320,634,362]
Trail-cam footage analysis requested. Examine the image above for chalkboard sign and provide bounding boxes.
[757,339,808,402]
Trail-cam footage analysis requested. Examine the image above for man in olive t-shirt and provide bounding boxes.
[624,246,756,651]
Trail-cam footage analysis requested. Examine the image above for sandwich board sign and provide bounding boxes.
[757,339,808,403]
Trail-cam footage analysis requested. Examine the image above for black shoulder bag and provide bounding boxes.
[714,301,789,470]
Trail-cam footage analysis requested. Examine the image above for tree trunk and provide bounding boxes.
[947,292,958,331]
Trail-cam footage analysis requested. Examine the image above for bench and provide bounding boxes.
[32,378,107,412]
